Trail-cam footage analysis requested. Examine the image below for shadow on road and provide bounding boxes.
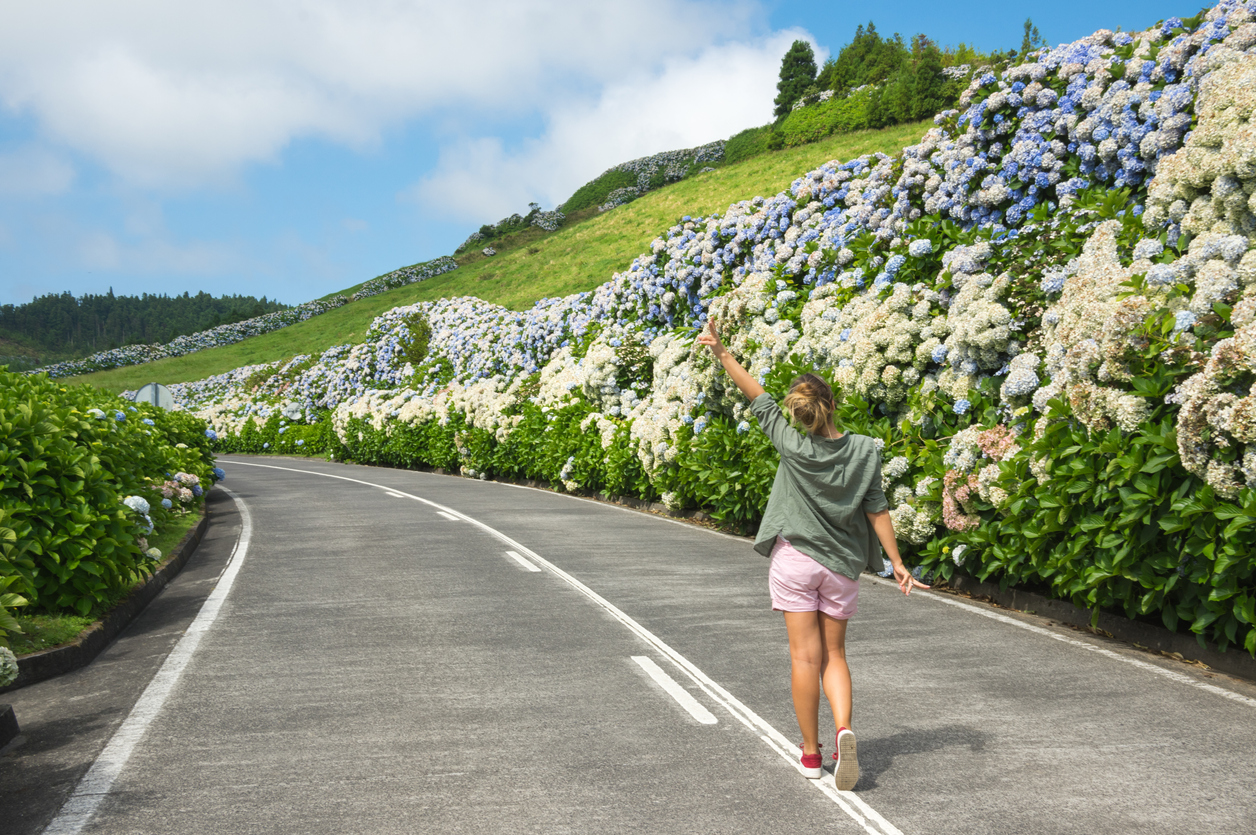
[853,724,990,789]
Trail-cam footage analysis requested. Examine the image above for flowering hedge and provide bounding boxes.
[30,257,458,380]
[182,2,1256,654]
[0,368,220,646]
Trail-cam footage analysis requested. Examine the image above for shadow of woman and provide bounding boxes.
[840,724,992,789]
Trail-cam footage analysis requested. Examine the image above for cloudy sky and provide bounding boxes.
[0,0,1189,307]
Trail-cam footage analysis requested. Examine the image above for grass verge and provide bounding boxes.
[68,121,930,395]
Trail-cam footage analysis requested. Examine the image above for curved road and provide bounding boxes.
[3,455,1255,834]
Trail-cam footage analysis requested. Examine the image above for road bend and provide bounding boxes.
[3,455,1255,835]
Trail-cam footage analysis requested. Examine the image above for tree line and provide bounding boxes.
[773,19,1045,128]
[0,289,290,360]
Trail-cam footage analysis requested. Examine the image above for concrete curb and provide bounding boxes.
[0,505,209,695]
[944,573,1256,682]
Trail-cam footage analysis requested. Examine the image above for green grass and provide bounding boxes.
[9,507,205,656]
[69,121,930,395]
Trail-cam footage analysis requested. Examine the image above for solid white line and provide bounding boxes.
[42,486,253,835]
[632,656,718,725]
[505,550,542,572]
[384,491,406,498]
[864,577,1256,709]
[221,459,901,835]
[435,510,460,521]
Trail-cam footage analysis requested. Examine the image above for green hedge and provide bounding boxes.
[0,369,218,644]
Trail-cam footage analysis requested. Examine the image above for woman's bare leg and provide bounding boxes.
[783,611,824,755]
[818,613,852,732]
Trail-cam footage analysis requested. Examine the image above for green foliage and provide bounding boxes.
[560,170,641,214]
[774,40,818,119]
[775,88,875,147]
[724,126,776,164]
[400,312,433,367]
[0,369,217,634]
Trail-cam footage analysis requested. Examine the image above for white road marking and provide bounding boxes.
[631,656,718,725]
[435,510,460,521]
[384,491,406,498]
[864,577,1256,709]
[224,459,902,835]
[505,550,542,572]
[42,486,253,835]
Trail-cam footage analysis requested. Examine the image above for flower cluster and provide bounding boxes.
[349,257,458,302]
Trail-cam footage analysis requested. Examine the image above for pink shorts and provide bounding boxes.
[769,537,858,620]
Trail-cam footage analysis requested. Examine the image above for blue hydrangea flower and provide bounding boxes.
[161,498,173,509]
[908,239,933,257]
[1173,311,1197,332]
[205,429,218,440]
[212,467,226,480]
[953,399,972,415]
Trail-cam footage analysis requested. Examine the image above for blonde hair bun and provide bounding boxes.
[782,373,836,436]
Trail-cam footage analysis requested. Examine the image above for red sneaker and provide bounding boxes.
[834,727,859,790]
[799,743,823,779]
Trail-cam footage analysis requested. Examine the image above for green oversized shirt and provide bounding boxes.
[749,393,889,580]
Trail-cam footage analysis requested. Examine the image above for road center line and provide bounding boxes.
[632,656,718,724]
[225,459,902,835]
[505,550,542,572]
[42,486,254,835]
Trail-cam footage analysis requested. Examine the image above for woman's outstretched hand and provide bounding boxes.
[893,563,931,596]
[697,316,727,358]
[698,316,764,400]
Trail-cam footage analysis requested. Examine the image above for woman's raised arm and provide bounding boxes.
[697,316,765,401]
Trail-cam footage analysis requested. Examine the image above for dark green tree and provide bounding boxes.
[908,34,948,120]
[773,40,818,119]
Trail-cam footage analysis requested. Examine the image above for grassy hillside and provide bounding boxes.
[71,121,928,394]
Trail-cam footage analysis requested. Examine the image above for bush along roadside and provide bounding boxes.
[0,368,220,657]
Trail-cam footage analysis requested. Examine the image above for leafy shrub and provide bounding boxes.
[561,170,640,214]
[776,89,874,147]
[0,369,218,631]
[723,125,775,164]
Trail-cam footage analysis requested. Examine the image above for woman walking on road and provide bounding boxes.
[698,316,929,791]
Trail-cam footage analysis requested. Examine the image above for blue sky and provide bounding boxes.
[0,0,1193,307]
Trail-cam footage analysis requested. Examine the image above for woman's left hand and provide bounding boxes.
[893,564,930,596]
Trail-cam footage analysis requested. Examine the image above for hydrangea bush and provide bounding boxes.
[0,369,220,636]
[183,2,1256,654]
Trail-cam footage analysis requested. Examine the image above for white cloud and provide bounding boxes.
[0,146,74,196]
[410,31,818,222]
[0,0,759,187]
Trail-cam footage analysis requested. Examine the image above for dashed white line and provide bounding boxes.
[632,656,718,725]
[42,486,254,835]
[505,550,542,572]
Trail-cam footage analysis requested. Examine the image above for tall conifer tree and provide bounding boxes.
[773,40,818,119]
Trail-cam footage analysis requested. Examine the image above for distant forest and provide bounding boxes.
[0,289,290,360]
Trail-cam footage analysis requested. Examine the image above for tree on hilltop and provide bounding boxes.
[1020,18,1046,55]
[773,40,817,119]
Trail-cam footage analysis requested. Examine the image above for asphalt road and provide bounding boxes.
[3,455,1255,835]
